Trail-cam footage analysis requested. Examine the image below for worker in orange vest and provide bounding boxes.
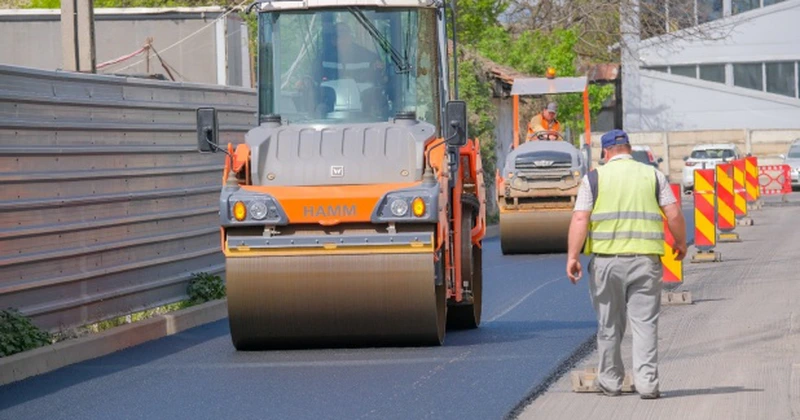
[526,102,561,141]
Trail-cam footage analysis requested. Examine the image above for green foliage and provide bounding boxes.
[0,308,52,358]
[187,272,226,304]
[454,0,509,45]
[89,300,194,333]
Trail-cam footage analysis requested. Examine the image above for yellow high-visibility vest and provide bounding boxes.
[584,158,665,256]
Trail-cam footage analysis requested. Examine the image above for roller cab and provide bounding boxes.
[496,72,593,254]
[197,0,485,349]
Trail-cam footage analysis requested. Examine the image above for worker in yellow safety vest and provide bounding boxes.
[566,129,687,400]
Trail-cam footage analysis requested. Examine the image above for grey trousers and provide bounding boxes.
[588,254,663,394]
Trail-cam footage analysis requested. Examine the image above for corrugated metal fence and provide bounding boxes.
[0,65,257,332]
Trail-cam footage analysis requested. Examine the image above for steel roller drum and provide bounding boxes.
[226,252,446,350]
[499,209,572,254]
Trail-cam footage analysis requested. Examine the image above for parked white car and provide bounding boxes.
[682,143,744,194]
[779,138,800,190]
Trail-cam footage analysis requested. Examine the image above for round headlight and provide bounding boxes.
[249,201,268,220]
[390,198,408,217]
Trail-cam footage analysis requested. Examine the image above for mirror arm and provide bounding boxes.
[204,128,232,158]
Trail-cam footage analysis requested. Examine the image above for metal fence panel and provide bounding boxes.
[0,64,257,332]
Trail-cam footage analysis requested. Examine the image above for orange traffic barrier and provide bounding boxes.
[691,169,721,263]
[661,183,683,283]
[716,163,740,242]
[732,159,747,217]
[745,156,760,203]
[732,159,753,225]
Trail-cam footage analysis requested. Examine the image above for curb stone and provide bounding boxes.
[0,299,228,387]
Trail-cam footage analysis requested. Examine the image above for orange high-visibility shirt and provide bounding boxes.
[526,113,561,140]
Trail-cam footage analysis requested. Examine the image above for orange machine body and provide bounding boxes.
[221,136,485,305]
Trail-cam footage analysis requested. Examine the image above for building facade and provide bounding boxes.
[622,0,800,131]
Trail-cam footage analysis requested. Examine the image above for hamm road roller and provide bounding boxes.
[497,73,593,254]
[196,0,486,349]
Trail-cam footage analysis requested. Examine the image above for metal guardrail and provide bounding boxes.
[0,65,257,332]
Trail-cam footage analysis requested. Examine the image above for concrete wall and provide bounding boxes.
[623,0,800,132]
[0,64,256,332]
[584,129,800,182]
[0,7,251,87]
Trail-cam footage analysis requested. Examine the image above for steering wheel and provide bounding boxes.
[530,130,564,141]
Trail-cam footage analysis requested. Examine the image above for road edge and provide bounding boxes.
[0,299,228,387]
[505,333,598,419]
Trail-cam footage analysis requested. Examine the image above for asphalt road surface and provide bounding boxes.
[0,207,694,420]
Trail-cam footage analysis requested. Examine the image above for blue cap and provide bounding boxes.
[601,129,630,149]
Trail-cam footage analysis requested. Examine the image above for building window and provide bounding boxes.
[765,62,796,97]
[646,66,668,72]
[733,63,763,91]
[697,0,723,23]
[733,0,760,14]
[699,64,725,83]
[763,0,786,5]
[671,65,697,78]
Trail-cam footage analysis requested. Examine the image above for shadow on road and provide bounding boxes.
[662,386,763,399]
[0,319,229,411]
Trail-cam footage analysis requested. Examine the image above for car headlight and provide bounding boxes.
[373,188,437,222]
[249,201,268,220]
[225,195,284,225]
[390,198,409,217]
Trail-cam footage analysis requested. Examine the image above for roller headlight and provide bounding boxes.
[390,198,409,217]
[233,201,247,221]
[249,201,268,220]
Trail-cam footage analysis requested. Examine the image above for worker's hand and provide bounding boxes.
[672,241,687,261]
[566,257,582,284]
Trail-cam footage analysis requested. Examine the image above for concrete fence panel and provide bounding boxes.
[0,65,257,332]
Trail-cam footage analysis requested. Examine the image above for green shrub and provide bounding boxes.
[187,272,226,304]
[0,308,52,357]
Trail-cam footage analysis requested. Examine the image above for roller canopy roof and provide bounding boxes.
[510,76,588,96]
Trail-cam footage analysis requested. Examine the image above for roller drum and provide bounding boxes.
[226,252,445,350]
[499,209,572,254]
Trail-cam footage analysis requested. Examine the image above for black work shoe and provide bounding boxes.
[640,390,660,400]
[596,381,621,397]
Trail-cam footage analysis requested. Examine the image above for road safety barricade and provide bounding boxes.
[661,183,683,283]
[732,159,750,226]
[716,163,740,242]
[691,169,722,263]
[759,165,792,196]
[661,183,691,305]
[745,156,760,208]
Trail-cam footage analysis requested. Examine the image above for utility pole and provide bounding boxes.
[61,0,97,73]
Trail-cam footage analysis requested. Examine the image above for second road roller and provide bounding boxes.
[497,73,593,254]
[195,0,486,349]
